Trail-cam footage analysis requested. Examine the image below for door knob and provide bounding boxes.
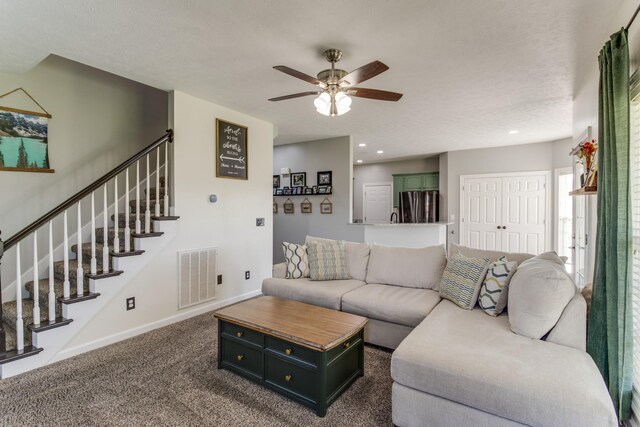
[496,226,502,229]
[502,226,507,230]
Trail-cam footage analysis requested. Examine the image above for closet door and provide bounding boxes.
[461,177,503,250]
[501,175,547,254]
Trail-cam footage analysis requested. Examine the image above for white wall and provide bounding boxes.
[444,138,573,246]
[352,157,439,221]
[65,90,274,348]
[273,136,362,263]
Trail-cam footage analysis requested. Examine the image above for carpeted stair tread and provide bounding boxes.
[145,187,166,199]
[53,258,110,282]
[110,214,156,232]
[72,242,129,259]
[25,278,83,317]
[3,299,47,330]
[128,199,166,215]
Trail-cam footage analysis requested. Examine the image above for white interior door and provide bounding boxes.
[461,177,502,250]
[363,183,392,223]
[501,175,547,254]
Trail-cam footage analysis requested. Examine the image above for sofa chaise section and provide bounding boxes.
[391,299,617,427]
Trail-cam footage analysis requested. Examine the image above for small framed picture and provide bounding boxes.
[312,186,318,194]
[273,202,278,214]
[325,185,332,193]
[283,198,294,214]
[301,198,312,214]
[304,187,312,195]
[276,188,284,195]
[283,187,292,195]
[320,198,333,214]
[296,187,302,195]
[291,172,306,187]
[318,186,327,194]
[317,171,332,186]
[273,175,280,188]
[273,188,277,195]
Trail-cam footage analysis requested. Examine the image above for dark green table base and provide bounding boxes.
[217,319,365,417]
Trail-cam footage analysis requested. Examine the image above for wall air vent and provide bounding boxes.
[178,247,218,309]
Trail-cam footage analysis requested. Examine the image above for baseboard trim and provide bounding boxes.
[52,289,262,363]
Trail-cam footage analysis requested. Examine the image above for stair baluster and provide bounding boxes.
[155,148,160,218]
[0,231,5,357]
[76,202,84,296]
[102,184,109,273]
[164,141,170,217]
[15,243,24,351]
[145,154,151,234]
[32,231,40,326]
[63,211,70,299]
[48,221,55,322]
[135,161,141,234]
[125,169,131,253]
[113,176,120,254]
[90,192,97,275]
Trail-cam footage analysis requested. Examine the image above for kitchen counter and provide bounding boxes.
[349,222,450,248]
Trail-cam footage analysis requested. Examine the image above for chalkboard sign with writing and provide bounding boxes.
[216,119,248,180]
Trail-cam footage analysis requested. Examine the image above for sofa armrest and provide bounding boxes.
[272,262,287,279]
[545,291,587,351]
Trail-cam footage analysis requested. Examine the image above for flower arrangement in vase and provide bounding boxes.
[577,139,598,190]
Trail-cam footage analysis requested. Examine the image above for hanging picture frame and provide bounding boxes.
[216,118,248,180]
[291,171,306,187]
[0,87,54,173]
[320,197,333,214]
[301,198,312,214]
[283,198,294,214]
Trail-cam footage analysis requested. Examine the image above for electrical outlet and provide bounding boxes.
[126,297,135,311]
[245,270,250,280]
[256,218,265,226]
[217,274,223,285]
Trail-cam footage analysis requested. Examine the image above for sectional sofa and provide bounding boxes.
[262,237,617,426]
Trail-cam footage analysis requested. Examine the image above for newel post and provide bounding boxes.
[0,230,6,357]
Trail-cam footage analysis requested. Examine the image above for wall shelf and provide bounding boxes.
[569,187,597,196]
[274,192,332,197]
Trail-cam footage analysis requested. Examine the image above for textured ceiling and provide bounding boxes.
[0,0,622,163]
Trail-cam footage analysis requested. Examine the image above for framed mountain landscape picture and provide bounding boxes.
[0,107,53,173]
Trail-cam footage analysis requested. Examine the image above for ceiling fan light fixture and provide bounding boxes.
[334,91,352,116]
[314,92,331,116]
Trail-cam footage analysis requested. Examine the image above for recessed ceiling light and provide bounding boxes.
[359,143,367,147]
[356,160,363,163]
[508,130,519,134]
[377,150,384,154]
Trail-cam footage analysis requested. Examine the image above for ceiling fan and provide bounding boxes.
[269,49,403,117]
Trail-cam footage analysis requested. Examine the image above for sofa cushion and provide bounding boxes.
[261,277,365,310]
[449,243,534,265]
[307,240,350,281]
[439,253,491,309]
[477,257,517,316]
[508,252,576,339]
[391,300,617,427]
[306,236,370,281]
[365,244,447,289]
[341,284,441,327]
[282,242,309,279]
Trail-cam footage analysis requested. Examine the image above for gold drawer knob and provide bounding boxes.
[285,348,293,355]
[284,374,292,382]
[343,342,351,349]
[236,331,244,338]
[236,354,244,361]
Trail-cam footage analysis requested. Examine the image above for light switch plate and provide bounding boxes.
[256,218,265,226]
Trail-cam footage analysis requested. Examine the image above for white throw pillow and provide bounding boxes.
[477,256,518,316]
[282,242,309,279]
[508,252,576,339]
[366,244,447,289]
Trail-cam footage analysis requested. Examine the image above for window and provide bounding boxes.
[630,81,640,422]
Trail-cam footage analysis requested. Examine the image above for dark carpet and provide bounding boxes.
[0,311,393,426]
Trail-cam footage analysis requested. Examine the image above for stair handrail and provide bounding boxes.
[2,129,173,252]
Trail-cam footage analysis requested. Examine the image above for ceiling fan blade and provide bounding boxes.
[273,66,326,88]
[268,91,320,102]
[339,61,389,86]
[347,88,403,102]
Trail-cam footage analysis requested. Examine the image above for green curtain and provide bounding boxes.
[587,28,633,422]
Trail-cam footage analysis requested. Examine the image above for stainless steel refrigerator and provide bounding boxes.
[399,191,439,223]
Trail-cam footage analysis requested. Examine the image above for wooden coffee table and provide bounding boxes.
[214,296,368,416]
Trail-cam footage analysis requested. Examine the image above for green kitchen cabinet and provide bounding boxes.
[393,172,439,207]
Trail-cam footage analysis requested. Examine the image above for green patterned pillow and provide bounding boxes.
[477,256,518,316]
[307,240,350,281]
[282,242,309,279]
[439,253,491,310]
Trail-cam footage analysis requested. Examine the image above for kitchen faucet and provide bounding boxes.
[390,212,398,224]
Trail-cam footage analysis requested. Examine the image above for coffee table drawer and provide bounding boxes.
[265,355,318,403]
[221,338,263,379]
[221,321,263,346]
[266,336,319,367]
[326,333,362,363]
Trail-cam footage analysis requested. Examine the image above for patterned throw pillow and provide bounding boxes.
[282,242,309,279]
[439,253,491,310]
[477,256,518,316]
[307,240,350,281]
